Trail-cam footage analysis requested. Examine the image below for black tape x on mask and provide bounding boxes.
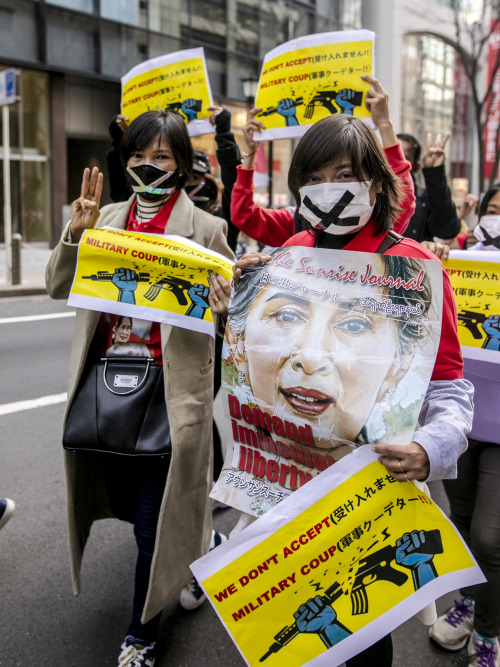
[126,163,179,201]
[299,181,374,235]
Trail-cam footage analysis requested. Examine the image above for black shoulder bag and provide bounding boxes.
[63,357,171,457]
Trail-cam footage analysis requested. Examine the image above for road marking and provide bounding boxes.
[0,311,75,324]
[0,393,67,416]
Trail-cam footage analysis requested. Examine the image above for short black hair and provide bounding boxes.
[478,182,500,219]
[120,110,193,189]
[397,133,421,166]
[288,115,403,234]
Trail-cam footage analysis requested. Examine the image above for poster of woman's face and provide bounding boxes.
[213,247,442,516]
[224,247,443,451]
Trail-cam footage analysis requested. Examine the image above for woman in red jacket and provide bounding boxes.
[217,113,474,667]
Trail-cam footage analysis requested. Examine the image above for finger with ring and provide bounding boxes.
[213,296,219,304]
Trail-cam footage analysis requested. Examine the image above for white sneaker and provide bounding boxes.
[179,530,227,610]
[467,633,500,667]
[429,596,474,651]
[118,636,155,667]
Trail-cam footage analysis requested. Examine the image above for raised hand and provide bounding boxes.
[423,132,450,168]
[70,167,103,243]
[242,107,266,160]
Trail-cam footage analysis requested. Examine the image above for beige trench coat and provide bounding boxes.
[45,190,234,623]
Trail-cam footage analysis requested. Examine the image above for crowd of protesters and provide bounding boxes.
[0,68,491,667]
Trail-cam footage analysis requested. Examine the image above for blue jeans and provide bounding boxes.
[103,455,170,643]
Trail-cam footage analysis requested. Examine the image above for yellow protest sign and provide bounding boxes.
[192,448,484,667]
[67,228,233,337]
[254,30,375,141]
[121,47,214,136]
[445,251,500,356]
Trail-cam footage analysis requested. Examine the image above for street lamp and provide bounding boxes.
[241,76,259,105]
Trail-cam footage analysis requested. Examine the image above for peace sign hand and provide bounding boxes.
[70,167,104,243]
[423,132,450,168]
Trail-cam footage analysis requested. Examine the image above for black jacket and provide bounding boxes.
[403,165,460,243]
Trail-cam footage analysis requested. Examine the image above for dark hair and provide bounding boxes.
[120,110,193,189]
[112,316,132,344]
[478,182,500,219]
[288,115,403,234]
[397,133,421,166]
[228,249,431,357]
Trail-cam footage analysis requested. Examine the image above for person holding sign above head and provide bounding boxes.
[212,112,475,667]
[46,109,234,667]
[230,76,416,247]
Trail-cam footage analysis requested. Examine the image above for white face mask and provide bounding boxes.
[473,215,500,250]
[298,181,374,235]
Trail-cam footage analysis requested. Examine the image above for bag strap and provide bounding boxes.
[103,357,154,396]
[376,230,403,254]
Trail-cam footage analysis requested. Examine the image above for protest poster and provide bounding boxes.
[445,249,500,443]
[121,47,214,136]
[253,30,375,141]
[211,246,443,516]
[445,250,500,361]
[67,228,233,337]
[194,447,485,667]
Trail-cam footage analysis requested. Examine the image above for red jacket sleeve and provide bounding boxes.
[230,166,295,246]
[385,238,463,381]
[383,143,415,236]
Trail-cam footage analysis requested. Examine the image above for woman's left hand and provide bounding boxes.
[372,442,430,482]
[209,272,232,315]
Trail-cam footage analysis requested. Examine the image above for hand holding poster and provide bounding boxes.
[121,48,214,136]
[67,228,233,337]
[254,30,375,141]
[193,447,485,667]
[211,247,443,515]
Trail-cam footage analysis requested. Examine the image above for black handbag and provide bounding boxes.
[63,357,171,456]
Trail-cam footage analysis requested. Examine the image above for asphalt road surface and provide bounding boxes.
[0,295,469,666]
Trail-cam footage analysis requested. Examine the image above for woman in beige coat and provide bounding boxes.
[46,110,234,667]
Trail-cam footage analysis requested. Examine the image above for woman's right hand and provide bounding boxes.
[232,252,272,286]
[70,167,104,243]
[242,108,265,166]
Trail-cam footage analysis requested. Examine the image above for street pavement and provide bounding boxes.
[0,249,472,666]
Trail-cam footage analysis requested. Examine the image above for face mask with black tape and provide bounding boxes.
[298,181,374,235]
[473,215,500,251]
[126,163,179,202]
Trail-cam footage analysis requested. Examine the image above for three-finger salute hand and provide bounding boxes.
[70,167,103,243]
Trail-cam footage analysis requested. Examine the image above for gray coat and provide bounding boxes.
[46,190,234,622]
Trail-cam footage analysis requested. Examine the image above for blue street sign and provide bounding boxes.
[0,68,16,106]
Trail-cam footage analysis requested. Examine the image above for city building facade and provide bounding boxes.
[0,0,362,245]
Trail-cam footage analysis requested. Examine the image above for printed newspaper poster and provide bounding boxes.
[211,246,443,515]
[194,447,485,667]
[254,30,375,141]
[121,47,214,136]
[67,228,233,338]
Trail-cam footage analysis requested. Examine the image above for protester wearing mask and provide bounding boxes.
[211,113,474,667]
[429,182,500,667]
[46,109,234,667]
[230,76,416,247]
[184,149,220,214]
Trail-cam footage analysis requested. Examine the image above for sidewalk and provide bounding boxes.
[0,242,52,297]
